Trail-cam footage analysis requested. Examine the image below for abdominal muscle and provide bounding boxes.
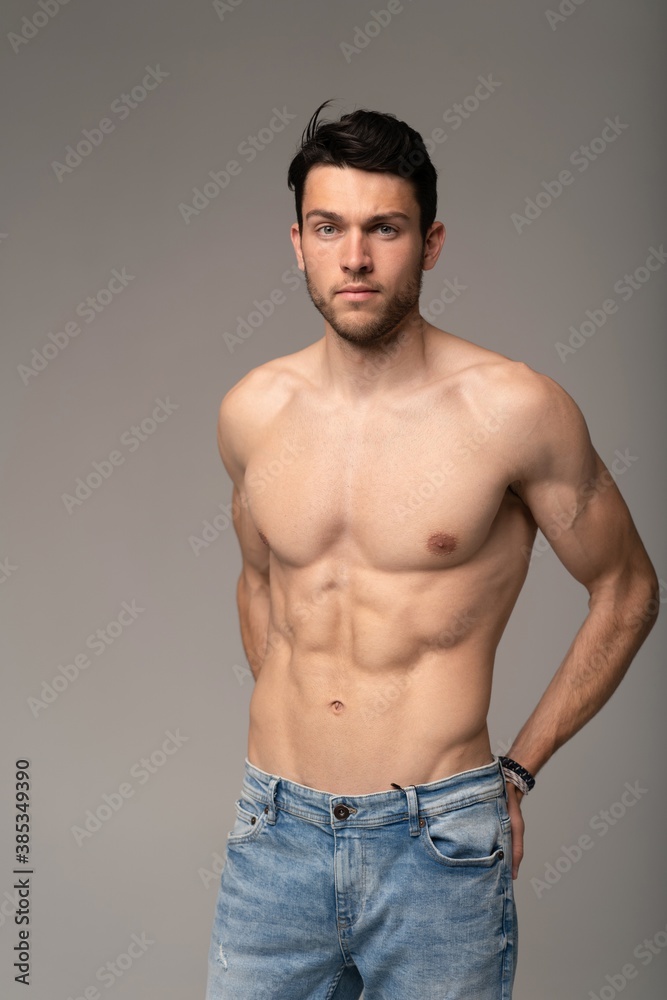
[246,566,508,795]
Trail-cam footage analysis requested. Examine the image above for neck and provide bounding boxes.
[320,309,431,403]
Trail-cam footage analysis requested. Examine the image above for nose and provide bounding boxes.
[340,229,372,274]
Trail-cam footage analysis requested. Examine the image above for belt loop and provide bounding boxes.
[404,785,421,836]
[266,776,280,824]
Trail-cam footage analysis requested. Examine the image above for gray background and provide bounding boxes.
[1,1,665,997]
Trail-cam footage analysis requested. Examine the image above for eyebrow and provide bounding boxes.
[304,209,411,225]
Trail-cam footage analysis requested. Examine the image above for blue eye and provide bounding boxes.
[315,223,398,236]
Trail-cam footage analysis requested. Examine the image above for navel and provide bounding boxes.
[330,700,345,713]
[426,532,458,556]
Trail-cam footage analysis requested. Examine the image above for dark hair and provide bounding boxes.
[287,100,437,241]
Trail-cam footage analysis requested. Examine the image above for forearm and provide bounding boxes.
[237,574,271,681]
[508,572,660,777]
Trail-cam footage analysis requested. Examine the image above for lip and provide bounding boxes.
[336,289,379,301]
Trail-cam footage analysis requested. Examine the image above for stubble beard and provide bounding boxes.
[303,256,425,349]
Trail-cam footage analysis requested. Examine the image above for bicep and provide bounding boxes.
[217,388,270,588]
[514,380,647,599]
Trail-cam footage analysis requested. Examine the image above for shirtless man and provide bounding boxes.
[205,102,659,1000]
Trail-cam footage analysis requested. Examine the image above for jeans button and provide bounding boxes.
[334,804,351,820]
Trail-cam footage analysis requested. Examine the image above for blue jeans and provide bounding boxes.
[205,756,517,999]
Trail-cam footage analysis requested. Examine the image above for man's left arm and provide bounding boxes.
[501,369,660,876]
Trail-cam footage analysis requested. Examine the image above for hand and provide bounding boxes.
[505,781,525,880]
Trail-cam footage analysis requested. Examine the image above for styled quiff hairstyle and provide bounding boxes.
[287,100,438,242]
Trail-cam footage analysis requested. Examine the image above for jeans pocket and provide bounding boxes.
[420,796,505,868]
[226,794,269,845]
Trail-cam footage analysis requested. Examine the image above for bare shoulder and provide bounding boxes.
[475,355,594,489]
[219,343,317,421]
[482,357,590,445]
[216,344,317,476]
[437,331,586,429]
[433,330,594,482]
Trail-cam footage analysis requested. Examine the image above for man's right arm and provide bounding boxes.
[217,387,271,682]
[232,483,271,681]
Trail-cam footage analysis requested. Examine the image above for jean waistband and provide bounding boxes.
[241,756,507,832]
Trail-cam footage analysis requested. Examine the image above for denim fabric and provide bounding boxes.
[205,756,517,999]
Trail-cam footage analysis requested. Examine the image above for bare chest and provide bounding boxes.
[244,396,518,571]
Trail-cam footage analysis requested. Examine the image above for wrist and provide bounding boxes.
[499,755,536,795]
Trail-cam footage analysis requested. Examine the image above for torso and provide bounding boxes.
[237,326,538,793]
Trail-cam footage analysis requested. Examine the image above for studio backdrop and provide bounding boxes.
[1,1,665,998]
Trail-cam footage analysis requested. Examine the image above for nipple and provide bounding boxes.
[426,532,457,555]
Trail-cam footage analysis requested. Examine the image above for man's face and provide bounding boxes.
[291,165,429,347]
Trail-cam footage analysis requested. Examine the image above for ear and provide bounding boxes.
[290,223,304,270]
[422,221,446,272]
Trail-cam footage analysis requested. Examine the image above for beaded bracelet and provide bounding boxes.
[499,755,536,794]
